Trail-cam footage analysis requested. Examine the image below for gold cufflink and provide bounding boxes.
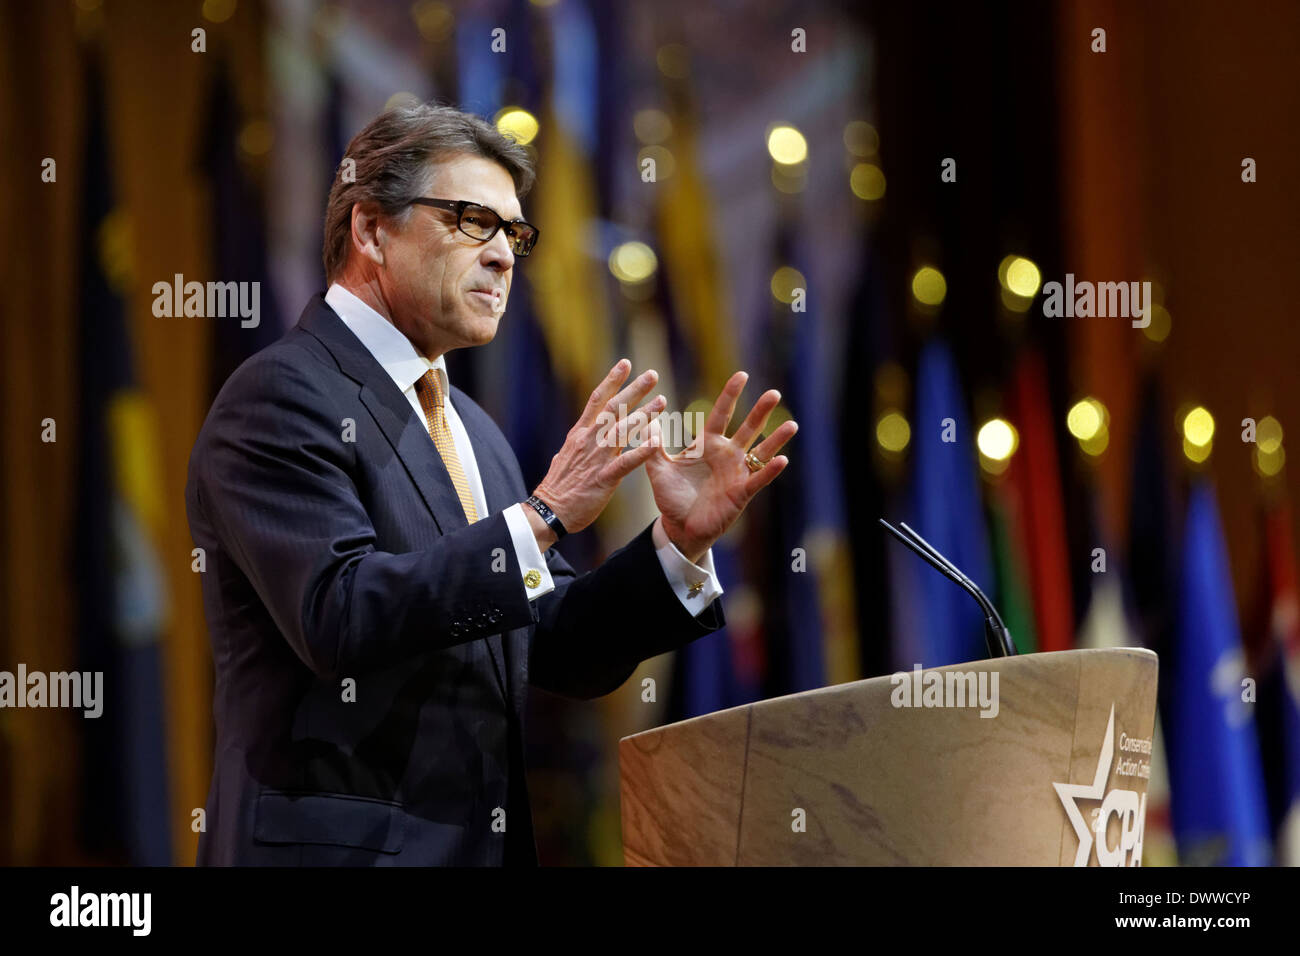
[524,569,542,589]
[688,581,704,596]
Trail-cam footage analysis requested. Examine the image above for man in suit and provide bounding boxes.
[185,103,797,865]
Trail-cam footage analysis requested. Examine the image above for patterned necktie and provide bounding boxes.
[414,369,479,523]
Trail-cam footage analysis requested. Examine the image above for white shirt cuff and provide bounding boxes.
[653,522,723,616]
[504,503,555,601]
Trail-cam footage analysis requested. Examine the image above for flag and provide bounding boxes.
[524,1,611,408]
[775,231,858,688]
[454,8,505,118]
[987,479,1038,655]
[837,242,900,679]
[1122,375,1181,864]
[1004,350,1073,651]
[1127,376,1178,666]
[906,340,994,666]
[740,219,868,696]
[652,95,737,393]
[199,62,284,394]
[72,52,172,866]
[1168,481,1272,865]
[1252,502,1300,864]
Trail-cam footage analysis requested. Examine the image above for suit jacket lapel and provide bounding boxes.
[299,296,508,703]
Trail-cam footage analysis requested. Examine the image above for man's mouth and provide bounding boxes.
[468,288,504,310]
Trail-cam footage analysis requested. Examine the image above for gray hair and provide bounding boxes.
[323,102,536,282]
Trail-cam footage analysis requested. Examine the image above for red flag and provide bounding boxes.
[1005,350,1074,651]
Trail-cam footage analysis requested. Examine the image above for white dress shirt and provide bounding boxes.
[325,283,722,616]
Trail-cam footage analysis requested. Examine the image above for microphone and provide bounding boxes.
[879,518,1018,659]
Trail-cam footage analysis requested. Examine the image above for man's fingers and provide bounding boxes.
[732,388,782,449]
[742,454,788,498]
[603,419,662,481]
[702,370,748,436]
[599,395,665,447]
[605,369,659,424]
[625,399,665,443]
[749,419,798,461]
[578,358,632,428]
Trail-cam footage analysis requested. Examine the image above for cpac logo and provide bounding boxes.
[1053,704,1146,866]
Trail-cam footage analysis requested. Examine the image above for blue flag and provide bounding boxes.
[1169,481,1272,865]
[906,340,993,666]
[455,11,505,117]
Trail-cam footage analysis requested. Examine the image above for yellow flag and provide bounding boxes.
[528,106,612,405]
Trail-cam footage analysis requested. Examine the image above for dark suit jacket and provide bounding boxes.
[185,294,725,865]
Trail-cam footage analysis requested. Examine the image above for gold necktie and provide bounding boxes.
[414,369,479,523]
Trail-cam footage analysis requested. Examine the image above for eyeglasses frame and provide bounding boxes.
[408,197,539,257]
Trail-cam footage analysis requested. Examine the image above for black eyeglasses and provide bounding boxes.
[409,198,539,257]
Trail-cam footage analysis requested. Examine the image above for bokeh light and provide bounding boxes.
[1067,398,1104,441]
[767,124,808,165]
[850,163,886,200]
[494,106,539,145]
[1183,406,1215,447]
[1143,303,1172,343]
[843,120,879,157]
[978,417,1019,475]
[633,108,672,144]
[1257,415,1283,454]
[977,418,1019,460]
[911,266,946,306]
[202,0,236,23]
[876,410,911,453]
[608,241,658,283]
[1004,256,1041,297]
[1068,398,1110,457]
[411,0,455,41]
[770,265,806,304]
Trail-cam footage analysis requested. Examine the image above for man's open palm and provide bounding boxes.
[646,371,797,561]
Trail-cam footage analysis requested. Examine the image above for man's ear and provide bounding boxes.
[350,201,389,268]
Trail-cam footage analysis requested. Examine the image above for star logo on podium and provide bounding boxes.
[1053,704,1116,867]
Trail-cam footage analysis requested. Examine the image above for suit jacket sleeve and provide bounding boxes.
[187,348,539,680]
[527,521,726,700]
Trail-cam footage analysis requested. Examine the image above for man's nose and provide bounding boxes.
[481,230,514,271]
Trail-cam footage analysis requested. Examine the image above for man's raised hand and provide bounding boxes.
[645,371,797,562]
[529,359,665,537]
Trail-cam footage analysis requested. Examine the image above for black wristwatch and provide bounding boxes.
[525,494,568,540]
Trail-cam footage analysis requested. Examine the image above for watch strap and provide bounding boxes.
[525,494,568,539]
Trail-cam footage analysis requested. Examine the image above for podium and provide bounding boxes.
[619,648,1158,865]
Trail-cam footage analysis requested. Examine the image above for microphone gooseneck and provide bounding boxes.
[879,518,1017,658]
